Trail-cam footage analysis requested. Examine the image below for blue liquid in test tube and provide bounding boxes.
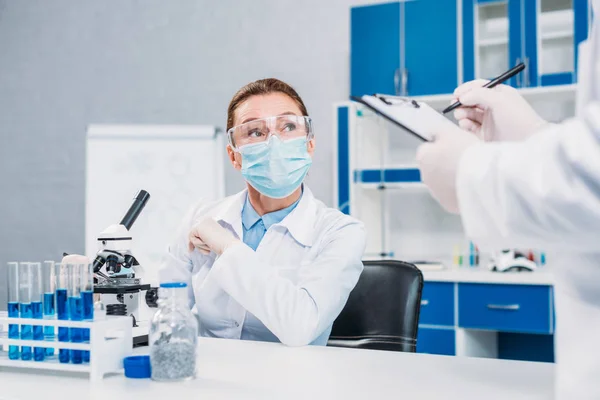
[43,261,56,357]
[20,302,32,360]
[19,262,32,361]
[8,301,19,360]
[43,292,55,356]
[56,288,70,363]
[7,262,20,360]
[69,296,83,364]
[30,262,45,361]
[68,262,86,364]
[32,301,44,361]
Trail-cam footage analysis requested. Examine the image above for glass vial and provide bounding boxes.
[68,263,84,364]
[19,262,32,361]
[56,261,70,364]
[42,261,56,357]
[30,262,45,361]
[7,262,20,360]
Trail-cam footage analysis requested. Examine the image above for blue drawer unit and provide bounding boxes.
[458,284,553,334]
[419,282,454,326]
[417,327,455,356]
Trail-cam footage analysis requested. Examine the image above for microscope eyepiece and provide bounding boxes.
[120,190,151,231]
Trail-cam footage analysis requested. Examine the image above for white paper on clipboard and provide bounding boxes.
[356,94,458,142]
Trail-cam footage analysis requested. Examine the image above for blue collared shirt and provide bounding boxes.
[239,193,301,342]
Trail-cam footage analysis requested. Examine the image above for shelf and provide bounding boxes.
[541,30,573,41]
[412,83,577,109]
[477,37,508,47]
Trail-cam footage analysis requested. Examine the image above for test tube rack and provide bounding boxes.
[0,314,132,381]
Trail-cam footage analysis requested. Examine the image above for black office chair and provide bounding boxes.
[328,260,423,352]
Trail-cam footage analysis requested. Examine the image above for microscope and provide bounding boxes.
[92,189,159,345]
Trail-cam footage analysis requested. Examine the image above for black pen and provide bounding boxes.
[442,62,526,114]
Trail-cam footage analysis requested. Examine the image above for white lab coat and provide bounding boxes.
[456,17,600,400]
[159,187,366,347]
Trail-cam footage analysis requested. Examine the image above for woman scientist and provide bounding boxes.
[416,1,600,397]
[159,78,366,347]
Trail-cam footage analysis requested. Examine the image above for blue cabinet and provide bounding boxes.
[404,0,458,96]
[417,282,455,356]
[458,283,554,334]
[350,2,400,97]
[417,327,456,356]
[419,282,454,326]
[350,0,458,97]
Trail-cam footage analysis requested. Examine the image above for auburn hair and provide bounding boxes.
[226,78,309,132]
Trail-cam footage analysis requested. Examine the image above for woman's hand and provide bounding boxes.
[188,218,240,256]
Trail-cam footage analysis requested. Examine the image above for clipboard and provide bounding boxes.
[351,94,457,142]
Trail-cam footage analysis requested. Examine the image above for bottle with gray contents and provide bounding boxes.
[149,282,198,381]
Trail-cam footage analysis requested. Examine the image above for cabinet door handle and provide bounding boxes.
[401,68,408,96]
[515,58,522,87]
[487,304,520,311]
[394,68,401,96]
[421,300,429,306]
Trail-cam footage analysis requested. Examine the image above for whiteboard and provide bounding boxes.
[86,125,225,283]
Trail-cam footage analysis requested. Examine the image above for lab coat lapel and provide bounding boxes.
[213,190,246,240]
[277,187,317,247]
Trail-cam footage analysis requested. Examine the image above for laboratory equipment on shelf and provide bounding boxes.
[149,282,198,381]
[90,189,159,345]
[489,250,538,272]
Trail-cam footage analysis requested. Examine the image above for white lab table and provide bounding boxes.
[0,337,554,400]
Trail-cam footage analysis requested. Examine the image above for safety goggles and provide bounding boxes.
[227,115,313,150]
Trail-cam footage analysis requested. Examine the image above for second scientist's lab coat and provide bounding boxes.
[455,15,600,400]
[159,187,366,347]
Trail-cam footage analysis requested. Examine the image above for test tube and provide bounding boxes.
[42,261,56,357]
[7,262,20,360]
[68,263,84,364]
[30,262,45,361]
[56,261,70,363]
[19,262,32,361]
[81,263,94,363]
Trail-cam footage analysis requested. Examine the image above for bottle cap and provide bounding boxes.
[123,355,151,379]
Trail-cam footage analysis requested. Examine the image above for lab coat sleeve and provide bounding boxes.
[456,102,600,252]
[158,201,206,309]
[209,221,366,347]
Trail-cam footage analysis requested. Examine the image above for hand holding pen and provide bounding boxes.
[446,64,548,142]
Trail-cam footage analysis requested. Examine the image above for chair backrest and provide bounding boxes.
[328,260,423,352]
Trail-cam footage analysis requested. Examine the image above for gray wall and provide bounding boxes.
[0,0,381,308]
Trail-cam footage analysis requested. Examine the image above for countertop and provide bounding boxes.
[0,337,554,400]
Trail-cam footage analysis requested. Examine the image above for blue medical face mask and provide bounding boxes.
[239,136,312,199]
